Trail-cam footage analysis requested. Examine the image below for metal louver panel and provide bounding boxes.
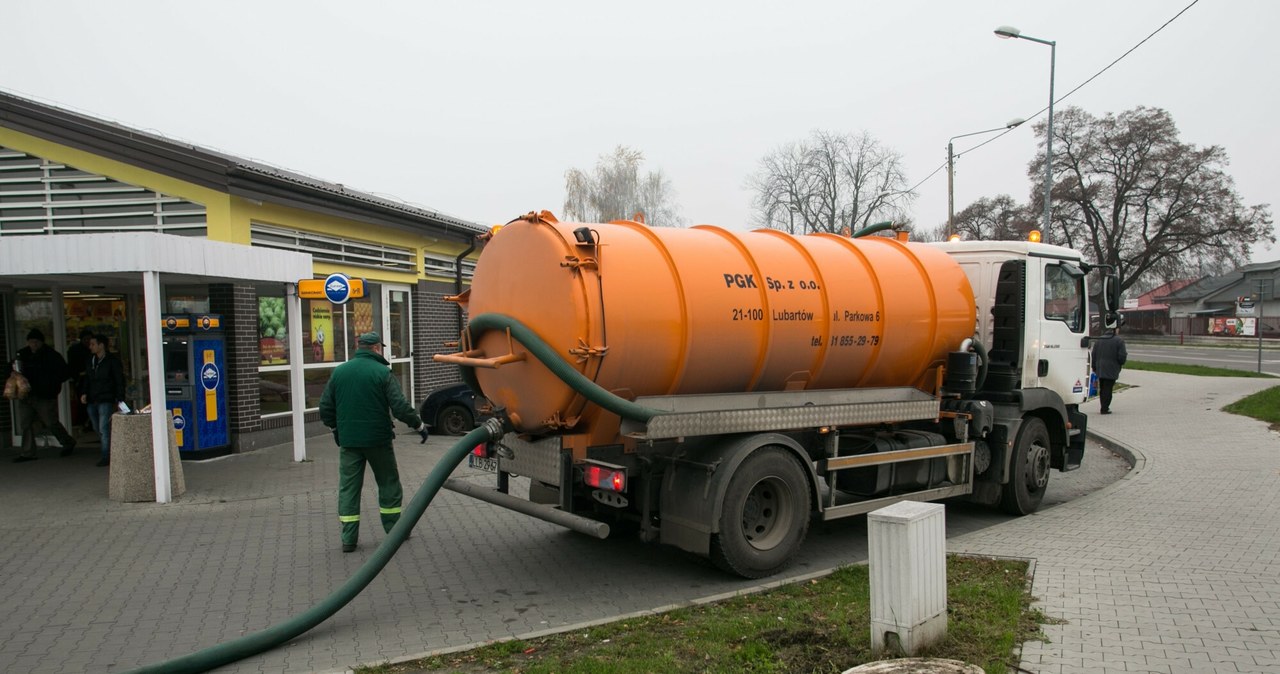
[250,222,417,273]
[0,146,207,236]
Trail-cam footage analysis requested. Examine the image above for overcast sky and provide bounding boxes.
[5,0,1276,259]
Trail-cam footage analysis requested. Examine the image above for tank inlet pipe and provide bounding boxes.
[127,418,509,674]
[959,338,990,391]
[464,312,664,422]
[851,220,895,238]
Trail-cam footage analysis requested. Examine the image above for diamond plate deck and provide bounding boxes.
[622,387,941,440]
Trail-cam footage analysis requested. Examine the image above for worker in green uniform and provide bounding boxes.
[319,331,429,552]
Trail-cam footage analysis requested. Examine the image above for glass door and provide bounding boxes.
[383,285,413,403]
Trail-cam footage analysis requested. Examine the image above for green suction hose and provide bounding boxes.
[128,419,505,674]
[465,313,662,422]
[131,313,663,673]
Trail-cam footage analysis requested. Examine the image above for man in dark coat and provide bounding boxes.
[79,334,126,467]
[319,332,428,552]
[1091,331,1128,415]
[13,328,76,462]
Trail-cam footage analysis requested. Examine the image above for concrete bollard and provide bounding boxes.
[108,411,186,502]
[868,500,947,655]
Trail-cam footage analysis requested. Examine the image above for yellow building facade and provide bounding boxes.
[1,90,482,455]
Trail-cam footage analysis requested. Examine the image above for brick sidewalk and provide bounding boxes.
[950,369,1280,673]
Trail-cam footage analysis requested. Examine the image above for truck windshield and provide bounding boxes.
[1044,264,1085,332]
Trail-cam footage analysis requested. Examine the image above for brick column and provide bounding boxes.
[209,283,262,450]
[414,279,467,399]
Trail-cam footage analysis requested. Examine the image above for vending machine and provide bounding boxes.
[162,313,229,458]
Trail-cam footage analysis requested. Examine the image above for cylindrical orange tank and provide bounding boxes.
[456,211,976,439]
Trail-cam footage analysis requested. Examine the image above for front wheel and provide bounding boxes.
[436,405,474,436]
[710,447,811,578]
[1001,416,1051,515]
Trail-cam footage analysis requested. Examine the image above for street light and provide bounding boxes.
[947,118,1025,239]
[995,24,1056,233]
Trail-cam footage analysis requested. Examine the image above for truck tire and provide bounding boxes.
[1001,416,1051,515]
[710,447,810,578]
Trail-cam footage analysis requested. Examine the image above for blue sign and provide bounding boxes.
[200,362,221,391]
[324,273,352,305]
[193,337,228,450]
[167,400,194,452]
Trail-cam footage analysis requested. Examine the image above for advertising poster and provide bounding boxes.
[310,301,335,362]
[1208,317,1255,336]
[352,299,374,338]
[258,297,288,365]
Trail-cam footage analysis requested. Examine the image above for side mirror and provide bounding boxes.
[1100,274,1121,331]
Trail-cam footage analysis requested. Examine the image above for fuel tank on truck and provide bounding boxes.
[449,211,976,438]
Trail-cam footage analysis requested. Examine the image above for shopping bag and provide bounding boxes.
[4,370,31,400]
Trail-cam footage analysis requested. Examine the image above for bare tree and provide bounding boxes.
[563,146,683,226]
[749,130,914,235]
[930,195,1037,242]
[1030,106,1273,292]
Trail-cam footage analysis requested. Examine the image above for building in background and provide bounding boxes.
[0,90,484,453]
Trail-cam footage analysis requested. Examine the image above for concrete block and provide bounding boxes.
[108,412,185,502]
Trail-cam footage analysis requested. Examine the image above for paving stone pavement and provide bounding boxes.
[0,367,1249,673]
[949,369,1280,673]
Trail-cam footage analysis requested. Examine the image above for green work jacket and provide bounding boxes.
[319,349,422,448]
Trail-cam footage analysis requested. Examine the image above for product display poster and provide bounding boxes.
[310,301,335,362]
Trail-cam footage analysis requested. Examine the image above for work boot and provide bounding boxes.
[342,543,357,553]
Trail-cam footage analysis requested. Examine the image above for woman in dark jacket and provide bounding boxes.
[80,334,126,466]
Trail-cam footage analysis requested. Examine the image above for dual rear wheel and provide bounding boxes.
[710,447,811,579]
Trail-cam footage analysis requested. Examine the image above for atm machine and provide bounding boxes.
[161,314,229,458]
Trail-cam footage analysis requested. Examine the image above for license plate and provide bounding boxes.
[468,454,498,473]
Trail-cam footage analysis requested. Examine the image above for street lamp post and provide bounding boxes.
[995,25,1056,233]
[947,118,1024,239]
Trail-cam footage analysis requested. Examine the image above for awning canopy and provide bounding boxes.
[0,232,312,284]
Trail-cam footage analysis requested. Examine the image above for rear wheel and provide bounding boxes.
[1001,416,1051,515]
[436,405,474,436]
[710,447,810,578]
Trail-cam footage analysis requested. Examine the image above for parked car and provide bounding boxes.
[418,383,484,435]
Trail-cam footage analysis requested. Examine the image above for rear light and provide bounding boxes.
[583,462,627,492]
[472,443,488,458]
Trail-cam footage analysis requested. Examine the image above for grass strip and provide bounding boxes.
[1223,385,1280,426]
[357,555,1047,674]
[1125,360,1274,378]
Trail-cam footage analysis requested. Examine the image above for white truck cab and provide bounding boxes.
[935,240,1093,406]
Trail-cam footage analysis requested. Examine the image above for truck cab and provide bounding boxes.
[937,240,1092,407]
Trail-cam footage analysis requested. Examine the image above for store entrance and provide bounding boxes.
[8,289,136,450]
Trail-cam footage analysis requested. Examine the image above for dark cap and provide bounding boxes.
[26,328,44,342]
[357,332,386,347]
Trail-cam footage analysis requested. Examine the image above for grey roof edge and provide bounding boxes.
[1162,273,1241,302]
[0,89,488,238]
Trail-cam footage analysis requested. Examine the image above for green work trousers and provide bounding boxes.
[338,445,403,546]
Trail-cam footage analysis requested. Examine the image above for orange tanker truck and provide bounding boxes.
[436,210,1120,578]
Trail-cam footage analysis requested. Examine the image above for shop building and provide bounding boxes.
[1,90,483,463]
